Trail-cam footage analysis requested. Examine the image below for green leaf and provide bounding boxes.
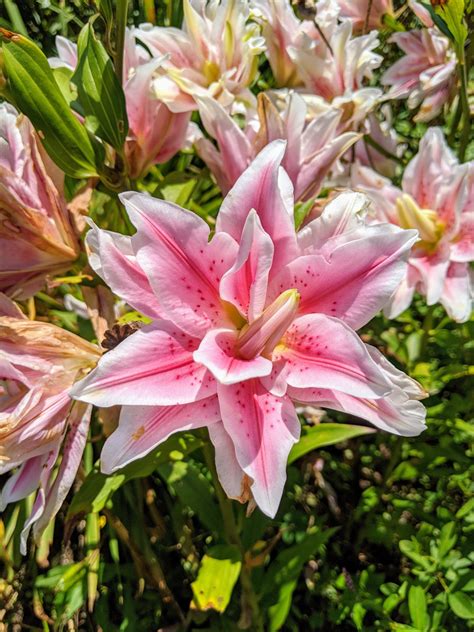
[95,0,113,24]
[382,13,406,31]
[434,0,467,59]
[52,66,78,106]
[351,602,366,631]
[261,529,336,631]
[408,585,429,631]
[389,461,419,483]
[448,592,474,620]
[420,1,467,58]
[456,497,474,519]
[191,545,242,613]
[288,423,375,464]
[158,460,222,533]
[399,539,433,571]
[153,172,198,206]
[437,522,457,559]
[66,433,203,521]
[1,31,100,177]
[72,23,128,150]
[294,198,315,230]
[3,0,27,36]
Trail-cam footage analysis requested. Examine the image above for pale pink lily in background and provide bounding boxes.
[286,11,383,127]
[355,106,404,178]
[0,104,79,298]
[72,141,426,518]
[251,0,323,86]
[382,28,456,122]
[353,128,473,322]
[336,0,393,32]
[252,0,382,127]
[408,0,435,28]
[134,0,265,114]
[193,90,359,199]
[0,295,99,552]
[50,32,190,179]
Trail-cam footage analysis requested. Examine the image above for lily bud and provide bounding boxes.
[0,104,79,298]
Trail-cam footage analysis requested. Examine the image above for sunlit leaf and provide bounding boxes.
[191,545,242,613]
[1,30,101,177]
[288,423,375,464]
[72,23,128,150]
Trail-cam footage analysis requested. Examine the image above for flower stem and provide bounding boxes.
[114,0,129,85]
[458,58,471,162]
[201,438,263,631]
[202,440,239,545]
[364,0,374,34]
[363,134,405,165]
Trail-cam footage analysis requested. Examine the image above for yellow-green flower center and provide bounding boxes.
[396,194,444,252]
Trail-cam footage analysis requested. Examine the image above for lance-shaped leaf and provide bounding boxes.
[0,29,100,178]
[420,0,467,59]
[261,529,337,631]
[288,423,376,464]
[72,23,128,151]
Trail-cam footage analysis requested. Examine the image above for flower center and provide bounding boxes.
[396,194,444,252]
[237,289,300,360]
[202,60,221,84]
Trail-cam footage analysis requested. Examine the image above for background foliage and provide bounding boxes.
[0,1,473,631]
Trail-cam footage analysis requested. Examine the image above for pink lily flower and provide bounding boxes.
[72,141,426,517]
[352,128,474,322]
[251,0,322,87]
[193,90,359,199]
[133,0,265,113]
[355,107,404,178]
[408,1,434,28]
[382,28,456,122]
[50,32,190,179]
[286,15,383,127]
[336,0,393,33]
[0,295,100,552]
[253,0,382,126]
[0,104,79,298]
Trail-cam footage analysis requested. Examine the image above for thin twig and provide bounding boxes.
[104,508,184,622]
[363,0,374,35]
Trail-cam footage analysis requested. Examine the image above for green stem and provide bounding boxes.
[448,95,463,144]
[143,0,156,24]
[458,59,471,162]
[202,441,239,546]
[201,438,263,631]
[363,134,405,165]
[364,0,374,34]
[114,0,129,85]
[420,304,435,359]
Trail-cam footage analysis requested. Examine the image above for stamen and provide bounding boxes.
[396,194,442,245]
[237,289,300,360]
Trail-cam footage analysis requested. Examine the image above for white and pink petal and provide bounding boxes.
[217,379,300,518]
[101,397,221,473]
[70,322,215,406]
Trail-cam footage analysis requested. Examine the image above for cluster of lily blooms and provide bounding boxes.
[0,0,472,552]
